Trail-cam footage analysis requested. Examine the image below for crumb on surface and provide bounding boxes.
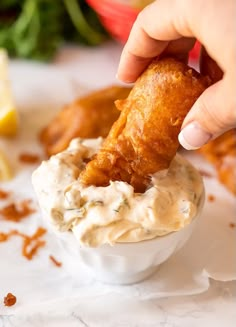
[207,194,215,202]
[49,255,62,267]
[0,199,35,222]
[4,293,17,306]
[19,153,41,164]
[0,227,46,260]
[0,189,10,200]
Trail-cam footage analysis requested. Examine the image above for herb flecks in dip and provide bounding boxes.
[32,138,203,247]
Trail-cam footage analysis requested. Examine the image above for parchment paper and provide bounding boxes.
[0,50,235,315]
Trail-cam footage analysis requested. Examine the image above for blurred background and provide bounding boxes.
[0,0,199,61]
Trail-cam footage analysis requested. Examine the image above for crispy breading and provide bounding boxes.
[40,86,131,156]
[199,129,236,195]
[80,58,210,192]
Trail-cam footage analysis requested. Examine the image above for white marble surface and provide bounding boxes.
[0,42,236,326]
[0,280,235,327]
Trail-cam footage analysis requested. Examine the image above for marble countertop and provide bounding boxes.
[1,280,235,327]
[0,42,235,327]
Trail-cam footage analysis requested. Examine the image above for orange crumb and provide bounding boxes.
[0,189,10,200]
[207,194,215,202]
[229,222,235,229]
[0,227,46,260]
[0,232,9,242]
[19,153,41,164]
[49,255,62,267]
[4,293,17,306]
[0,199,35,222]
[0,230,18,242]
[21,227,47,260]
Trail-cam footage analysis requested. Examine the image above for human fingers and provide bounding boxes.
[162,37,196,63]
[117,0,236,146]
[118,0,235,82]
[178,46,235,150]
[178,75,236,150]
[118,36,195,82]
[200,47,223,83]
[117,0,196,82]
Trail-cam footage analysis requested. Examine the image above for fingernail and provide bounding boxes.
[116,73,135,84]
[178,122,212,150]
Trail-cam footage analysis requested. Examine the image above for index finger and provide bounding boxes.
[117,0,195,82]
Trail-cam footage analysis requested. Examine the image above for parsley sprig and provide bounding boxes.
[0,0,108,60]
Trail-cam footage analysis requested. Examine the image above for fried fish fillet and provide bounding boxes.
[80,58,211,192]
[199,129,236,195]
[40,86,131,156]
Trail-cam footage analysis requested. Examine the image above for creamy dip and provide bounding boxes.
[32,138,203,247]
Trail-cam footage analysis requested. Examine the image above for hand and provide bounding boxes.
[117,0,236,149]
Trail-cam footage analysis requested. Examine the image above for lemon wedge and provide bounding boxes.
[0,150,13,181]
[0,49,18,137]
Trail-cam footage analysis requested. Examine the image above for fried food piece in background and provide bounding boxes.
[80,58,211,192]
[199,129,236,195]
[40,86,131,156]
[198,49,236,195]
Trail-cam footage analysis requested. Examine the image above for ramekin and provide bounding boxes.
[51,191,204,285]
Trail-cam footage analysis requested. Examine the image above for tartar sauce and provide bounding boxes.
[32,138,203,247]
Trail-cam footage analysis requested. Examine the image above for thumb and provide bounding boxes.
[178,77,236,150]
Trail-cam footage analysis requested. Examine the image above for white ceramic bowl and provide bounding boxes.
[53,191,204,285]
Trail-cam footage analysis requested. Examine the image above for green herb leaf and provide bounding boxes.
[0,0,108,61]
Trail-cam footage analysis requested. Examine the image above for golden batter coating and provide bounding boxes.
[199,129,236,195]
[40,86,131,156]
[80,58,210,192]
